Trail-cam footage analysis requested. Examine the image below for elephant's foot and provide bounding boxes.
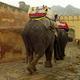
[44,61,52,68]
[27,64,37,74]
[55,57,64,60]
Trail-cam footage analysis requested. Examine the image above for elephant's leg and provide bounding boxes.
[59,44,64,60]
[45,47,53,67]
[27,52,44,74]
[28,51,33,64]
[26,51,37,74]
[62,46,65,57]
[54,37,61,60]
[61,42,67,58]
[54,41,58,59]
[44,40,54,67]
[60,33,68,59]
[28,51,37,72]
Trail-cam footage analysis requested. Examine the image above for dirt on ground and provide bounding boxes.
[0,42,80,80]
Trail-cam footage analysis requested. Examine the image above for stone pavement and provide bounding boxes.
[0,42,80,80]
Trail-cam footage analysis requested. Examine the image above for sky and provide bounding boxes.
[0,0,80,8]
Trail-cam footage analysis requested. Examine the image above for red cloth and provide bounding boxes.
[58,22,69,30]
[29,13,46,17]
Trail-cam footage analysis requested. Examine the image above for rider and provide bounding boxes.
[54,14,69,32]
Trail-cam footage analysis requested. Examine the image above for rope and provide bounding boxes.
[30,17,46,20]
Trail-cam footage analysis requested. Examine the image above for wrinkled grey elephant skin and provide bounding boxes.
[22,19,55,74]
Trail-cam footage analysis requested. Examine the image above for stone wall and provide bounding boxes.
[0,30,28,63]
[0,2,29,28]
[0,2,29,62]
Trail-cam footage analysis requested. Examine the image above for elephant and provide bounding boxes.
[54,28,73,60]
[21,17,72,74]
[22,18,55,74]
